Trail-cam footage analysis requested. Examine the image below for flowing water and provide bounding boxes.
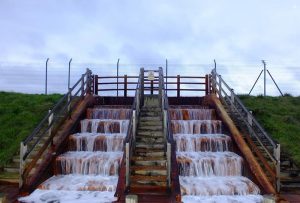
[20,107,130,203]
[171,107,263,203]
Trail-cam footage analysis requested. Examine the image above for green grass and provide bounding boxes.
[239,95,300,166]
[0,92,61,168]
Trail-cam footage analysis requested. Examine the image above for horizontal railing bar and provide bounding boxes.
[165,82,206,85]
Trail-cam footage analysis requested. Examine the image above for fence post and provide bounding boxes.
[167,142,171,188]
[125,143,130,187]
[124,75,128,97]
[94,75,98,95]
[177,75,180,97]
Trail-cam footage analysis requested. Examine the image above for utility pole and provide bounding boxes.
[263,60,266,97]
[68,58,72,90]
[45,58,49,95]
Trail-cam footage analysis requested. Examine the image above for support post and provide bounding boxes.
[151,80,154,95]
[267,70,284,96]
[231,89,235,110]
[214,59,217,73]
[68,58,72,90]
[177,75,180,97]
[48,109,54,136]
[133,110,136,139]
[19,142,27,188]
[167,142,171,188]
[247,111,253,126]
[125,143,130,187]
[275,144,281,192]
[117,59,120,97]
[67,88,71,114]
[205,74,209,95]
[81,74,84,97]
[141,68,144,104]
[45,58,49,95]
[249,70,263,95]
[218,75,222,97]
[94,75,98,95]
[124,74,128,97]
[166,59,168,91]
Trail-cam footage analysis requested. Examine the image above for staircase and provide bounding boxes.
[129,95,169,198]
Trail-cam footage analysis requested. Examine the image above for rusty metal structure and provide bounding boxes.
[19,66,294,202]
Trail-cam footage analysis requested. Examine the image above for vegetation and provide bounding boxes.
[0,92,61,168]
[239,95,300,166]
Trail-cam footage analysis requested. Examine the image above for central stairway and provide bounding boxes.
[129,95,170,200]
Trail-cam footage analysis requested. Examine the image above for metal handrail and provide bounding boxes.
[20,69,93,186]
[210,69,281,191]
[124,68,143,187]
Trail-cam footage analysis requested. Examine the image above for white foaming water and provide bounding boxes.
[169,109,213,120]
[171,120,222,134]
[177,152,243,176]
[70,133,126,151]
[19,189,117,203]
[174,134,231,152]
[90,108,131,119]
[182,195,263,203]
[57,151,122,175]
[180,176,260,196]
[39,174,118,191]
[80,119,129,134]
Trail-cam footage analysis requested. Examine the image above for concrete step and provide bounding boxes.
[140,116,161,122]
[131,175,167,182]
[140,111,161,117]
[136,143,164,150]
[132,157,166,166]
[139,120,162,126]
[138,125,163,131]
[136,137,164,143]
[135,150,165,157]
[131,166,167,176]
[129,184,168,194]
[3,167,19,173]
[137,131,164,138]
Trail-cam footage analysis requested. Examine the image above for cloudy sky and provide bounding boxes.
[0,0,300,95]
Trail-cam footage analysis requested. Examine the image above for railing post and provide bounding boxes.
[94,75,98,95]
[177,75,180,97]
[125,143,130,187]
[167,142,171,188]
[141,68,144,104]
[19,141,27,188]
[124,74,128,97]
[67,88,71,114]
[163,110,167,142]
[48,110,54,136]
[247,111,253,126]
[205,74,209,95]
[275,144,281,192]
[218,75,222,97]
[151,80,154,95]
[81,74,84,97]
[133,110,136,139]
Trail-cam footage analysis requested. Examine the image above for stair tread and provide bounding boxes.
[131,175,167,181]
[131,165,167,170]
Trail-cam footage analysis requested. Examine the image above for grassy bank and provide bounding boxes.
[239,95,300,166]
[0,92,61,168]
